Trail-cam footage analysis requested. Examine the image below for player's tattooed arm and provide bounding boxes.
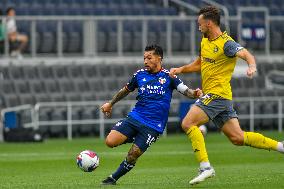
[109,86,131,106]
[101,87,131,117]
[177,83,203,99]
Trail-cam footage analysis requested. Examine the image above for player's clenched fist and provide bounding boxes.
[193,88,203,98]
[101,102,112,117]
[169,67,182,78]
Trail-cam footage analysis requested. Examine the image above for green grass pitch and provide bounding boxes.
[0,131,283,189]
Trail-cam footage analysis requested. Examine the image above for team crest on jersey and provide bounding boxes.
[213,46,219,53]
[158,77,166,84]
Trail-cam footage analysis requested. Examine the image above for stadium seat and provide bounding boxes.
[68,64,84,78]
[9,66,25,80]
[50,93,66,102]
[44,79,60,93]
[270,31,282,51]
[58,79,76,93]
[0,67,11,79]
[19,93,36,105]
[3,94,20,107]
[49,108,67,137]
[0,80,16,94]
[29,80,46,94]
[111,64,127,78]
[34,93,51,103]
[52,65,70,79]
[82,64,99,78]
[22,66,40,79]
[80,92,96,101]
[37,65,55,79]
[14,80,31,94]
[65,93,82,102]
[74,78,90,93]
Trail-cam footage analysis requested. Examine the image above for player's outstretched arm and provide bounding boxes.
[169,57,201,77]
[101,87,131,117]
[236,49,257,78]
[176,82,203,99]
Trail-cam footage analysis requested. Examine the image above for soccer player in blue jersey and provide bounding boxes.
[100,44,203,185]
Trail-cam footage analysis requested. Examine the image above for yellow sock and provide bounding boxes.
[244,132,278,151]
[186,126,209,163]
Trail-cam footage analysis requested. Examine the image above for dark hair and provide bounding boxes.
[145,44,163,60]
[6,7,15,15]
[198,6,220,26]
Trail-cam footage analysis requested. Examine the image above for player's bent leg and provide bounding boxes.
[182,105,215,185]
[222,118,283,153]
[183,105,210,163]
[101,144,143,185]
[105,130,128,148]
[221,118,244,146]
[181,105,209,132]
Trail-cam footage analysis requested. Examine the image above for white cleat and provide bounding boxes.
[189,167,215,185]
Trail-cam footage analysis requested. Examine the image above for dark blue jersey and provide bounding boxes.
[126,68,183,133]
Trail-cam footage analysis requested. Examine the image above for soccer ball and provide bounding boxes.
[199,125,207,136]
[76,150,100,172]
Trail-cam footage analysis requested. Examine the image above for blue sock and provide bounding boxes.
[112,159,135,181]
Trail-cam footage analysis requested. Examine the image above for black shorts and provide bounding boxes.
[195,93,238,128]
[112,116,160,152]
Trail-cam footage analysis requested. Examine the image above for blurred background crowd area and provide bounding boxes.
[0,0,284,138]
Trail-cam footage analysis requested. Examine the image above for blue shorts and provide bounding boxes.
[112,116,160,152]
[195,93,238,128]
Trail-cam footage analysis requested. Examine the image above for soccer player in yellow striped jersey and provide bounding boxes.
[170,6,284,186]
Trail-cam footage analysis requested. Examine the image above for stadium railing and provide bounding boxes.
[0,97,283,142]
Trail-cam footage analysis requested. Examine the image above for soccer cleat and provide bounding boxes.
[189,167,215,185]
[101,175,117,185]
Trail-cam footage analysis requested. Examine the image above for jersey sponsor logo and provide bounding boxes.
[145,85,165,95]
[202,56,216,64]
[158,77,166,84]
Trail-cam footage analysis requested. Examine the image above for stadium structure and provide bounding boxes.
[0,0,284,141]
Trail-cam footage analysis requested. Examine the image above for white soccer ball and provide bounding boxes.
[199,125,207,136]
[76,150,100,172]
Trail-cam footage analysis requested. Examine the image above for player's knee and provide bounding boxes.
[105,138,117,148]
[228,135,244,146]
[181,119,194,132]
